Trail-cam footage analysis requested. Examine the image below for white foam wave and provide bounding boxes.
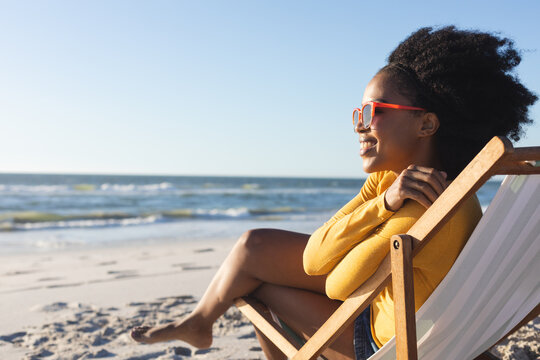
[177,187,356,197]
[99,182,175,192]
[5,207,254,231]
[193,207,250,218]
[0,181,357,198]
[13,215,160,230]
[0,182,177,195]
[0,184,70,193]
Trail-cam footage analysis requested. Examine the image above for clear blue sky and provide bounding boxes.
[1,0,539,178]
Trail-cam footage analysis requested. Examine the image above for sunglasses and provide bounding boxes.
[352,101,426,129]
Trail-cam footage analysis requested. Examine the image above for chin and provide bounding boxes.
[361,159,378,174]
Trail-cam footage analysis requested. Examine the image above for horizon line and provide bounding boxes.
[0,170,366,180]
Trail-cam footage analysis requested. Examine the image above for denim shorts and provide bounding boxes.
[353,306,379,360]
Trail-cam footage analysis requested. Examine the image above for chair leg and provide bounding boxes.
[473,351,499,360]
[391,235,418,360]
[235,297,302,358]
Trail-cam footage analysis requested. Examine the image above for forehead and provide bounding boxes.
[361,73,413,105]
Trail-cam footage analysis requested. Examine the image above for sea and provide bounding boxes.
[0,173,502,253]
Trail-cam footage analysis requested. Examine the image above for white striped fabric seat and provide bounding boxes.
[370,174,540,360]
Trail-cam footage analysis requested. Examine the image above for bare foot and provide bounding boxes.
[131,316,212,348]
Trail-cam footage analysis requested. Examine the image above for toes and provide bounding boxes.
[131,326,151,341]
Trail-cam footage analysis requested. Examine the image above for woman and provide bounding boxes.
[131,26,537,359]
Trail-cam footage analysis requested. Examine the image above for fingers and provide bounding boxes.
[397,166,448,208]
[395,185,434,209]
[384,165,448,211]
[404,165,446,194]
[405,165,447,189]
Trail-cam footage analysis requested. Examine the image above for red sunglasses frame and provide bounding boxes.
[352,101,427,129]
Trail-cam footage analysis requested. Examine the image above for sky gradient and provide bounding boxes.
[1,0,539,178]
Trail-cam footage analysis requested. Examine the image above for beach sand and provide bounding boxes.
[0,238,537,359]
[0,239,263,360]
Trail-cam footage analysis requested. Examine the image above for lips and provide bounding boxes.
[359,138,377,156]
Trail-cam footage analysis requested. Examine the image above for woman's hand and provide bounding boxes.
[384,165,448,211]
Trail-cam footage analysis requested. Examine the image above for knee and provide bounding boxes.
[236,228,272,259]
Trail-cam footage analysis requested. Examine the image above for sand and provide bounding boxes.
[0,238,537,359]
[0,239,263,359]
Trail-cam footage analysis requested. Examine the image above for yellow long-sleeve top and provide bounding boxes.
[303,171,482,347]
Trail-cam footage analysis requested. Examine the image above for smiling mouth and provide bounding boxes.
[359,139,377,156]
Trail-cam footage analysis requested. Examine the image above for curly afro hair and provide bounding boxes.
[379,26,537,178]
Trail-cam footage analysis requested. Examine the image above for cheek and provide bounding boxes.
[369,115,393,132]
[373,122,412,152]
[369,117,381,130]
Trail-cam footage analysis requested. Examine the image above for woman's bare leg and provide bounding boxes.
[131,229,327,348]
[252,283,355,360]
[253,326,288,360]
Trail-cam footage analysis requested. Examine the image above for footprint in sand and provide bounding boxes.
[82,349,115,358]
[37,276,64,282]
[170,263,212,271]
[159,295,196,308]
[194,247,214,253]
[32,349,54,357]
[5,270,35,276]
[107,270,139,279]
[0,331,26,343]
[171,262,192,268]
[46,282,83,289]
[194,347,220,355]
[172,346,192,356]
[238,331,257,339]
[125,351,166,360]
[31,336,49,346]
[181,265,212,271]
[32,302,69,312]
[98,261,117,266]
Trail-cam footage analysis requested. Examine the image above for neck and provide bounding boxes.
[394,138,442,173]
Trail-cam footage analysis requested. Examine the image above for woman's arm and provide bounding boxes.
[303,172,400,275]
[325,200,426,300]
[324,166,449,299]
[303,191,395,275]
[303,166,447,277]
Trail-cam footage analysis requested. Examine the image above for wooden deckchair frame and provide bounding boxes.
[234,136,540,360]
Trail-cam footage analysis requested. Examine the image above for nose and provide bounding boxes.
[354,121,369,133]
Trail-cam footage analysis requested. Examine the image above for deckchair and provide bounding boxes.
[234,136,540,360]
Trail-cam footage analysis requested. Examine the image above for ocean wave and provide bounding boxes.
[161,206,303,218]
[0,182,357,197]
[0,184,70,193]
[73,184,96,191]
[0,211,133,223]
[248,206,303,215]
[0,182,178,195]
[10,216,160,231]
[0,206,307,231]
[0,211,150,231]
[242,183,261,190]
[99,182,175,192]
[162,207,250,219]
[172,187,356,198]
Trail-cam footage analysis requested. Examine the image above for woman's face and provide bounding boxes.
[357,72,426,174]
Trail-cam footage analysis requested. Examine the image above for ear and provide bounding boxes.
[418,112,439,137]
